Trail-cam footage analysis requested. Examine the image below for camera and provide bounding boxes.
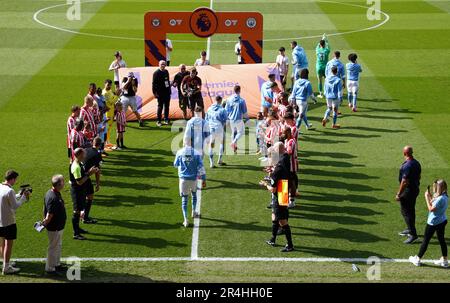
[19,184,32,195]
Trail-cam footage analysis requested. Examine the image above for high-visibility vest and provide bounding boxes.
[277,179,289,206]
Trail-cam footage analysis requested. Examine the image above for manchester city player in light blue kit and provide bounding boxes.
[184,106,211,156]
[205,96,228,168]
[174,138,206,227]
[290,41,309,84]
[226,85,249,154]
[289,69,316,131]
[322,66,343,129]
[346,53,362,112]
[325,50,346,104]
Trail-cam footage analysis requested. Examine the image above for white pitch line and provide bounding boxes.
[190,179,203,260]
[206,0,214,60]
[33,0,390,43]
[11,257,437,264]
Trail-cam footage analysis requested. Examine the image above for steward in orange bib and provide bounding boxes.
[265,142,294,252]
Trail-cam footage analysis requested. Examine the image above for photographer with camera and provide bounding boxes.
[0,170,31,275]
[121,71,143,127]
[152,60,172,127]
[42,175,67,275]
[181,67,204,118]
[70,148,99,240]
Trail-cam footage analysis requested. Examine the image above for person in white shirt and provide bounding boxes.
[276,47,289,90]
[108,51,127,88]
[194,51,210,66]
[0,170,30,275]
[235,36,243,64]
[166,39,173,66]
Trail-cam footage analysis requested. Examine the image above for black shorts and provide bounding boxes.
[71,186,87,212]
[67,148,72,158]
[85,178,95,196]
[188,94,204,110]
[0,224,17,240]
[273,206,289,221]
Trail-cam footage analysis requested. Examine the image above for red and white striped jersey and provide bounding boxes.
[265,121,282,145]
[70,128,85,151]
[80,106,97,136]
[66,115,76,147]
[285,138,298,173]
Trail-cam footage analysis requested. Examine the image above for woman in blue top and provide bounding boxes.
[409,179,448,268]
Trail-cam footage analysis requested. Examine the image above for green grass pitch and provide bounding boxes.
[0,0,449,282]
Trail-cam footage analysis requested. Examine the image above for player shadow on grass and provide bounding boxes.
[298,203,384,217]
[293,246,391,259]
[299,168,379,180]
[300,179,381,192]
[95,218,182,231]
[299,135,349,145]
[300,158,365,168]
[315,129,382,139]
[298,226,389,244]
[5,261,164,282]
[299,150,357,159]
[85,232,187,249]
[299,190,389,204]
[342,125,409,133]
[288,211,378,226]
[95,194,172,208]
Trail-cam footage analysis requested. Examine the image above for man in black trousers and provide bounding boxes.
[152,60,172,127]
[395,145,422,244]
[265,142,294,252]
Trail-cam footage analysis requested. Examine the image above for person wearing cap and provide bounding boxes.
[109,51,127,88]
[152,60,172,127]
[121,71,143,127]
[235,36,243,64]
[194,51,210,66]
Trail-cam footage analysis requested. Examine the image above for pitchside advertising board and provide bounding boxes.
[119,63,280,120]
[144,7,263,66]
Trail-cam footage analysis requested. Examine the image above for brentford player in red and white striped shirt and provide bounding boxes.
[67,105,80,161]
[80,95,97,139]
[282,126,298,209]
[114,102,127,150]
[69,119,85,161]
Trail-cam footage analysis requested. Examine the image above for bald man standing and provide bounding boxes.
[395,146,422,244]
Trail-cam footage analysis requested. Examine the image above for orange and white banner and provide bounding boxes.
[119,63,280,120]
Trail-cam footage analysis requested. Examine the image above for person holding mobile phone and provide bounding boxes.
[409,179,448,267]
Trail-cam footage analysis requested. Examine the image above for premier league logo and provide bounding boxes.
[196,13,211,32]
[189,7,218,38]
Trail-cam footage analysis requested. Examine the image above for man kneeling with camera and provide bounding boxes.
[0,170,31,275]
